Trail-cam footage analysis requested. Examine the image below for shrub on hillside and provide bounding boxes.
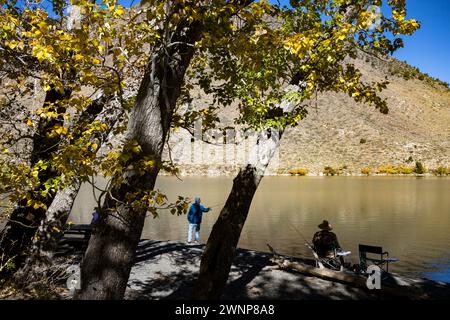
[397,165,414,174]
[377,164,398,174]
[377,164,414,175]
[288,169,308,176]
[324,166,338,176]
[415,161,425,174]
[361,167,371,175]
[433,166,450,176]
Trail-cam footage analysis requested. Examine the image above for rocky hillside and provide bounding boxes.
[164,52,450,175]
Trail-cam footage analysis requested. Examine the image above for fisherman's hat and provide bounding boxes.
[318,220,333,231]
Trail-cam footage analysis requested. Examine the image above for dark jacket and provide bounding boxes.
[312,230,341,258]
[187,203,210,224]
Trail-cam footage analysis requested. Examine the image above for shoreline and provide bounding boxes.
[159,172,450,177]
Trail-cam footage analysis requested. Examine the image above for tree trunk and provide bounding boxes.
[76,21,204,300]
[0,88,71,277]
[16,97,121,278]
[193,127,283,299]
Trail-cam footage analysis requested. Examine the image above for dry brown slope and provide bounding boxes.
[166,54,450,175]
[277,57,450,174]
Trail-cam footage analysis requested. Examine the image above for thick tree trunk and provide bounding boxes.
[192,127,283,299]
[76,21,204,300]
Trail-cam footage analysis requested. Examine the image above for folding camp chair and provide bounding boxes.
[359,244,399,273]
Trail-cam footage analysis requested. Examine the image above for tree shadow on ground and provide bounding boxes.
[125,240,386,300]
[56,239,450,300]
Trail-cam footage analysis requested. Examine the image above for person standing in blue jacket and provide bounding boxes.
[187,197,211,243]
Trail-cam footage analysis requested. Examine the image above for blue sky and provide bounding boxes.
[391,0,450,84]
[272,0,450,84]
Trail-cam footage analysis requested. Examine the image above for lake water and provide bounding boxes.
[69,176,450,282]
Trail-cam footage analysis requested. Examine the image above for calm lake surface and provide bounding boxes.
[70,176,450,282]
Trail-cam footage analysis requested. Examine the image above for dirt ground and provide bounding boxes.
[124,240,450,300]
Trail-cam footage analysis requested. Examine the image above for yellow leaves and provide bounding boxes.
[42,82,52,91]
[56,126,68,135]
[300,64,309,72]
[392,10,405,22]
[32,45,53,62]
[37,107,61,119]
[114,6,125,17]
[91,143,98,151]
[74,54,84,61]
[155,193,166,206]
[30,170,39,179]
[410,20,420,29]
[140,159,156,171]
[32,203,41,210]
[26,198,47,210]
[131,145,142,154]
[284,33,317,58]
[251,0,270,18]
[48,125,69,137]
[37,21,48,31]
[396,19,421,35]
[52,226,61,233]
[25,118,34,127]
[5,40,24,50]
[97,44,105,54]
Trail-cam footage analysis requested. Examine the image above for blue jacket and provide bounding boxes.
[90,210,100,225]
[187,203,210,224]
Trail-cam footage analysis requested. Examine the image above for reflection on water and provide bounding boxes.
[70,176,450,282]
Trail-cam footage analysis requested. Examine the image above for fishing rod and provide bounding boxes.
[285,217,313,247]
[208,202,226,209]
[267,217,313,258]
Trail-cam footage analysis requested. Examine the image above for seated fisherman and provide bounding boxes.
[312,220,345,266]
